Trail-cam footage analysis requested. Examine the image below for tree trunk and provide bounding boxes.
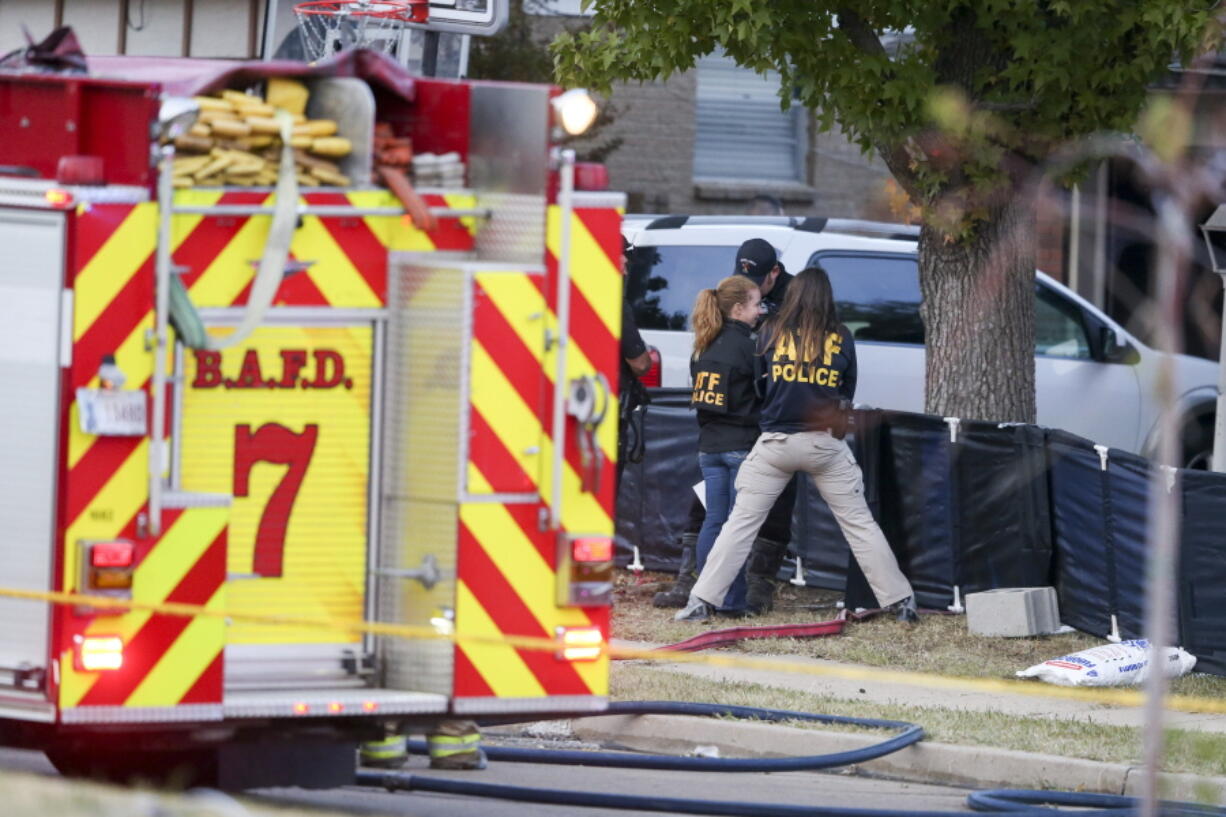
[919,202,1037,424]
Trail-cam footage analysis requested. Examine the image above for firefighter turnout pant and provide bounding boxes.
[427,719,485,770]
[359,720,485,770]
[691,431,913,610]
[359,734,408,769]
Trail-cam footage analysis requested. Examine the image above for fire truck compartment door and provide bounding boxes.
[179,320,376,689]
[0,211,64,688]
[376,259,548,696]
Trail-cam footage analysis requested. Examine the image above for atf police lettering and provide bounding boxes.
[690,362,732,415]
[692,370,726,407]
[192,348,354,390]
[769,331,842,385]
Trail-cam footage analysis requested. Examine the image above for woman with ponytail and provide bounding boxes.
[687,275,763,614]
[678,267,919,625]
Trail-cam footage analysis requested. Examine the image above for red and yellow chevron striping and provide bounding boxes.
[451,201,622,704]
[59,190,620,717]
[58,506,228,711]
[176,190,476,310]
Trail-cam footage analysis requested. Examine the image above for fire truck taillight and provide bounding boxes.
[78,540,136,607]
[556,535,613,607]
[75,636,123,671]
[572,537,613,563]
[556,627,603,662]
[91,541,135,568]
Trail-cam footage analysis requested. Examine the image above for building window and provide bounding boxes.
[693,50,807,184]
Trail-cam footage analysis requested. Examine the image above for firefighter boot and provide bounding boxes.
[744,536,789,615]
[428,720,486,770]
[359,734,408,769]
[652,533,698,608]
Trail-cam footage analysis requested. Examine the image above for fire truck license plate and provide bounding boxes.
[75,388,148,436]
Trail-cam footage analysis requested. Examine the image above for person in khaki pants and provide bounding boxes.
[677,266,919,624]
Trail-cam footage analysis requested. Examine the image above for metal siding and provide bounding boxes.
[0,211,63,676]
[377,260,467,696]
[693,51,804,182]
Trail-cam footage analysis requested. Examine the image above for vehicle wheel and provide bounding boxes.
[1181,416,1215,471]
[45,747,216,789]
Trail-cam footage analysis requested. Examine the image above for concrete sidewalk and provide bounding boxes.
[616,642,1226,734]
[573,641,1226,800]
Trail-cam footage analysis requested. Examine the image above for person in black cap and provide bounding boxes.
[652,238,800,615]
[735,237,794,318]
[731,237,801,611]
[677,266,918,625]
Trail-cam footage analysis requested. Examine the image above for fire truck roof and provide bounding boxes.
[84,49,416,101]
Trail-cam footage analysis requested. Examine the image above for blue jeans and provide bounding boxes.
[697,450,750,612]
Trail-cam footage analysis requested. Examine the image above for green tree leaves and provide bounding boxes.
[551,0,1221,236]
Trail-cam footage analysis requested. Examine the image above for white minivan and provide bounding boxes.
[622,215,1220,468]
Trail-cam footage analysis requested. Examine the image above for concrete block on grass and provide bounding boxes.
[966,587,1060,637]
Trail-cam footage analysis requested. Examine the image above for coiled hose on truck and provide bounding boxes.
[353,700,1226,817]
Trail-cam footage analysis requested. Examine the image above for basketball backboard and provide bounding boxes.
[420,0,508,36]
[262,0,508,60]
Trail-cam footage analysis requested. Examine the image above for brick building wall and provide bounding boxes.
[573,71,894,219]
[811,126,896,219]
[586,74,698,214]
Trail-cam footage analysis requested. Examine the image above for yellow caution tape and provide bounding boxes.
[3,585,1225,716]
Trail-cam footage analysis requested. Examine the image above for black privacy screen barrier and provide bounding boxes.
[616,397,1226,676]
[844,413,1052,612]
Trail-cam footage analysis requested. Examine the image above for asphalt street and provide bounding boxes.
[0,745,977,817]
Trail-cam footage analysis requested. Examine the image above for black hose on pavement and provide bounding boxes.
[352,700,1226,817]
[966,789,1226,817]
[408,701,923,772]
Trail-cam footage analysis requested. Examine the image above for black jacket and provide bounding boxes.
[620,300,649,411]
[690,319,761,453]
[760,269,793,319]
[756,323,857,434]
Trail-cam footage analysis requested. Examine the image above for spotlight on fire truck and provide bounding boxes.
[157,96,201,142]
[552,89,599,136]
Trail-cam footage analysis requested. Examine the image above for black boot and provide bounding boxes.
[652,533,698,608]
[744,536,789,615]
[887,595,920,624]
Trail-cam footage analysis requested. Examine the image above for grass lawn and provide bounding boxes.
[610,663,1226,777]
[612,572,1226,699]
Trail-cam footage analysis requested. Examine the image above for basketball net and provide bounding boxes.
[293,1,428,61]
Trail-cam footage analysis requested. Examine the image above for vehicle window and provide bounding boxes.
[807,252,925,345]
[624,244,739,330]
[1035,285,1092,359]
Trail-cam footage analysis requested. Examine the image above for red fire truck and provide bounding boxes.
[0,43,622,789]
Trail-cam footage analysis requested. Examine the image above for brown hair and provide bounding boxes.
[691,275,759,358]
[761,266,839,362]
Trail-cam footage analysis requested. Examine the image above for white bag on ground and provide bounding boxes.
[1016,639,1197,687]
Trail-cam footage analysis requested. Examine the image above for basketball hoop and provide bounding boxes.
[293,1,428,61]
